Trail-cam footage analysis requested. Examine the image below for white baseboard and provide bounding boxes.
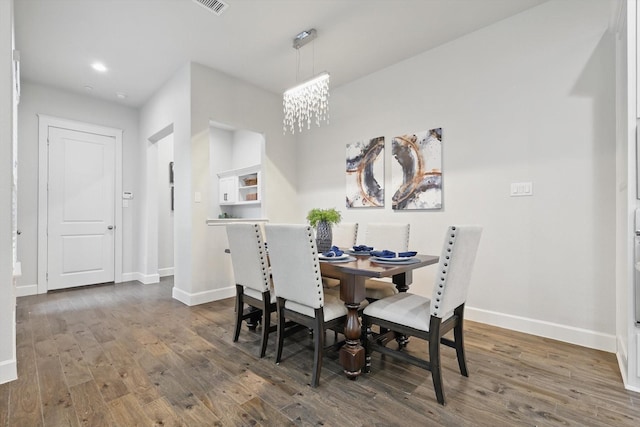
[624,383,640,393]
[15,283,37,297]
[18,274,160,294]
[617,334,628,368]
[0,359,17,385]
[625,334,640,393]
[120,272,137,283]
[158,267,174,278]
[620,348,640,393]
[121,272,160,285]
[466,306,616,353]
[172,285,235,306]
[138,272,160,284]
[616,333,630,391]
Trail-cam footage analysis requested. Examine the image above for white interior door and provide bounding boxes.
[47,126,115,290]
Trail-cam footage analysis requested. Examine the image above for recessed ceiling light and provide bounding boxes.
[91,62,108,73]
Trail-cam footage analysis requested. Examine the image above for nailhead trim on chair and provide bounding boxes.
[254,224,270,283]
[307,226,323,303]
[431,226,456,317]
[405,224,410,251]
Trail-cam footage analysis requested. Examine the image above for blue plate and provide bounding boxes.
[370,256,418,264]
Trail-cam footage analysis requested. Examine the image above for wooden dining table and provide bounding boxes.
[319,253,439,379]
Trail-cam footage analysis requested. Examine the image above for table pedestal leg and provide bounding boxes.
[339,302,364,379]
[339,274,366,379]
[245,306,262,331]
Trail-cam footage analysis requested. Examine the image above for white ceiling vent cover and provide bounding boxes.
[192,0,229,16]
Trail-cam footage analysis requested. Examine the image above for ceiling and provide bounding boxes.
[14,0,549,108]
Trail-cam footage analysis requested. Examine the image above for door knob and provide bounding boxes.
[107,225,114,230]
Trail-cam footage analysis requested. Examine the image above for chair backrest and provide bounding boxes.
[365,223,410,252]
[226,223,270,293]
[431,225,482,318]
[332,222,358,248]
[265,224,324,309]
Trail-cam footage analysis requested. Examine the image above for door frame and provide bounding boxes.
[37,114,123,293]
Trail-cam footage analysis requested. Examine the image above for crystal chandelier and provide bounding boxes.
[283,72,330,134]
[283,29,330,134]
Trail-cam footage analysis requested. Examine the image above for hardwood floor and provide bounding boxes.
[1,277,638,426]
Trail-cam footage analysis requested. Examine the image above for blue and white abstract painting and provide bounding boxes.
[391,128,442,210]
[346,136,385,208]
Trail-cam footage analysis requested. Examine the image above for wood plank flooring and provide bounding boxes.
[1,277,638,426]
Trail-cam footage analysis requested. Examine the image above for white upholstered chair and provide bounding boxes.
[226,223,275,358]
[364,223,410,300]
[365,223,410,252]
[265,224,349,388]
[332,222,359,249]
[362,225,482,405]
[321,222,359,290]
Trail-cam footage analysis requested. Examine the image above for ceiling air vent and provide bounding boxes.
[192,0,229,16]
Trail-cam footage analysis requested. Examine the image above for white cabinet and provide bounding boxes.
[218,165,261,206]
[219,176,236,204]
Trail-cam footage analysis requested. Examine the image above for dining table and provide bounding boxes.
[319,253,439,379]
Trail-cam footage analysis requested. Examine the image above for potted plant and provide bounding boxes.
[306,208,342,253]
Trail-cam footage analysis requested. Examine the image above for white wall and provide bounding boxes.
[16,82,140,292]
[157,133,174,275]
[138,62,296,305]
[615,0,631,387]
[231,129,264,220]
[209,125,233,219]
[184,62,297,304]
[209,126,264,221]
[232,129,262,169]
[190,62,298,224]
[297,0,616,351]
[211,126,233,173]
[0,0,17,384]
[138,64,190,287]
[618,0,640,393]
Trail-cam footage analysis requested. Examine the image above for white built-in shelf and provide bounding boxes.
[217,165,261,205]
[207,218,269,226]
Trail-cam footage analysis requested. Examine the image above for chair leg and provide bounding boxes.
[429,317,445,405]
[259,299,270,358]
[233,286,243,342]
[430,337,445,405]
[275,299,285,364]
[311,309,324,388]
[453,307,468,377]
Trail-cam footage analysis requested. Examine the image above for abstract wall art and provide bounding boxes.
[346,136,385,208]
[391,128,442,210]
